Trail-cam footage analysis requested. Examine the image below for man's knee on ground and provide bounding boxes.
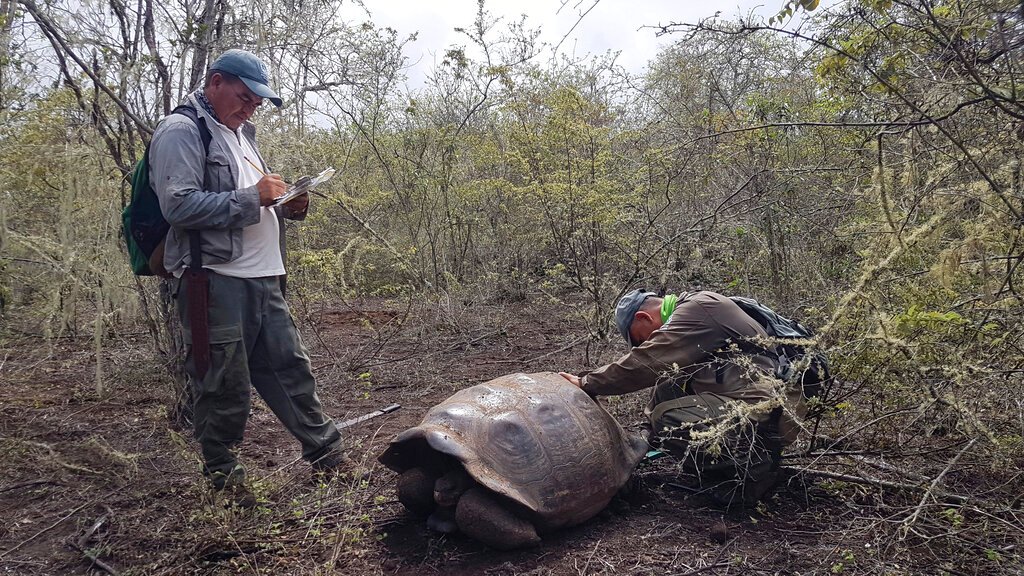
[649,392,784,505]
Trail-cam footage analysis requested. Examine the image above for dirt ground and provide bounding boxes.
[0,296,1014,575]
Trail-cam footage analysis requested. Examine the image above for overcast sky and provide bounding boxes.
[340,0,827,86]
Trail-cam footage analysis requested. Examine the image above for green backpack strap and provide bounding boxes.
[123,148,158,275]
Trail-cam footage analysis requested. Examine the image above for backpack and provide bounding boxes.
[728,296,832,400]
[122,105,211,276]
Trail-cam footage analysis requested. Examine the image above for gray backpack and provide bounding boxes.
[729,296,831,400]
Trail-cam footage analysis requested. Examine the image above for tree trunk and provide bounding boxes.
[0,0,16,111]
[188,0,221,91]
[142,0,172,115]
[159,280,192,428]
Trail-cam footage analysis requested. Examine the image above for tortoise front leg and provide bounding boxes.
[397,467,438,516]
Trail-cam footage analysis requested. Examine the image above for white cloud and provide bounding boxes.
[344,0,831,86]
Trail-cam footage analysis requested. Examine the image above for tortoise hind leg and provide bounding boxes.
[455,487,540,550]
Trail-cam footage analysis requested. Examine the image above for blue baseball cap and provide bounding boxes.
[615,289,658,346]
[209,49,283,108]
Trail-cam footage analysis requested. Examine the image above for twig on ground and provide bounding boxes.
[903,439,977,528]
[483,335,590,365]
[0,480,62,494]
[76,510,109,550]
[523,336,590,363]
[671,535,734,575]
[61,394,119,421]
[354,327,505,370]
[838,454,931,483]
[82,554,119,575]
[0,558,47,567]
[783,450,881,458]
[0,500,93,559]
[3,439,103,476]
[1009,492,1024,509]
[577,538,601,575]
[70,512,118,575]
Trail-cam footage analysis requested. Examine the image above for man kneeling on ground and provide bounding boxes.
[560,289,805,508]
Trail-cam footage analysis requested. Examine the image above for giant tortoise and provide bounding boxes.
[378,371,647,549]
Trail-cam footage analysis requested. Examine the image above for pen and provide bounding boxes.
[244,156,267,176]
[245,156,290,205]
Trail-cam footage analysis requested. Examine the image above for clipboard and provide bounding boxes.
[272,167,336,205]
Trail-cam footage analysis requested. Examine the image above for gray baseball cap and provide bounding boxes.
[615,289,657,346]
[209,49,283,108]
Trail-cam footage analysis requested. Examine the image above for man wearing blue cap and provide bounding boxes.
[560,290,802,507]
[150,49,345,506]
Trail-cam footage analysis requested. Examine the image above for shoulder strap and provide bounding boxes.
[168,104,210,268]
[730,296,812,338]
[170,104,212,156]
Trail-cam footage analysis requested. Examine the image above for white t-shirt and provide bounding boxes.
[204,120,285,278]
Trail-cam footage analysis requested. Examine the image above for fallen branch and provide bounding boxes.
[76,510,108,550]
[795,468,969,504]
[522,336,590,363]
[671,534,735,575]
[483,335,590,365]
[577,538,601,575]
[3,439,103,476]
[81,553,118,576]
[70,512,118,575]
[904,439,977,527]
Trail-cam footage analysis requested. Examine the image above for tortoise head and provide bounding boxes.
[434,467,472,507]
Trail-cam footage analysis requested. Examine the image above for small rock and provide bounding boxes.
[426,507,458,533]
[709,521,729,544]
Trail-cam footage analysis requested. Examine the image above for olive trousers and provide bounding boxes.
[177,272,342,489]
[648,386,782,506]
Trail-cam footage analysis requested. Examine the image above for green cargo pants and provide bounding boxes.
[648,388,782,507]
[178,272,342,489]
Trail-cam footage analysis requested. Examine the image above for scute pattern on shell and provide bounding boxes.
[379,372,647,532]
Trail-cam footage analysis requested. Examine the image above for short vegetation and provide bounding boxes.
[0,0,1022,573]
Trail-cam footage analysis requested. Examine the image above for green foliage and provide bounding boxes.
[940,507,964,528]
[770,0,820,25]
[829,549,856,573]
[3,3,1024,568]
[0,89,133,339]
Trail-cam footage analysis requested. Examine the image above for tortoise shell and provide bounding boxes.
[378,372,647,532]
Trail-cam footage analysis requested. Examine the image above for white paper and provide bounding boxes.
[272,167,336,205]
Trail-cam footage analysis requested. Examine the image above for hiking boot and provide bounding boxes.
[311,449,369,483]
[311,448,353,473]
[707,462,781,510]
[217,483,258,509]
[208,465,257,508]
